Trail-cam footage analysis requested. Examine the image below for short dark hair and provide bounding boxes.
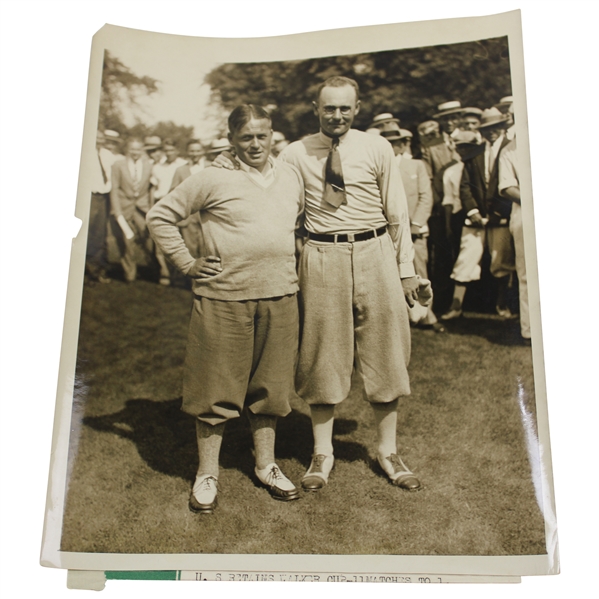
[316,76,360,103]
[228,104,272,135]
[186,138,202,149]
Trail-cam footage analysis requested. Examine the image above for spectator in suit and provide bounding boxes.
[110,138,154,282]
[382,125,443,331]
[144,135,164,165]
[170,139,207,259]
[151,138,187,285]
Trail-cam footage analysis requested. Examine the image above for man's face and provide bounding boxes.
[187,143,204,165]
[228,118,272,171]
[164,144,178,164]
[440,114,462,134]
[127,141,144,161]
[391,139,409,156]
[313,85,360,138]
[148,148,163,163]
[481,125,504,144]
[462,116,481,131]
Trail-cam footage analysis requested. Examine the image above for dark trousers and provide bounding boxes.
[85,193,109,278]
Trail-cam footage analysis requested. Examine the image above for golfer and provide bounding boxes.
[147,104,304,513]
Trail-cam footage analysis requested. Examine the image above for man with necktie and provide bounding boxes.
[281,77,421,492]
[213,77,423,492]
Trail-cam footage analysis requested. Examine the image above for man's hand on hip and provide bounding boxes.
[187,256,222,279]
[210,151,239,170]
[401,276,420,307]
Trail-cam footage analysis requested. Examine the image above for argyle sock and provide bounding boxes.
[248,413,277,470]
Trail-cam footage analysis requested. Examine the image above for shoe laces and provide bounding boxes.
[387,454,409,473]
[310,455,327,472]
[265,465,284,484]
[195,475,217,493]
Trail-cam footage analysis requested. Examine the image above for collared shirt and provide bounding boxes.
[91,147,116,194]
[151,157,187,200]
[237,155,276,189]
[189,157,206,176]
[442,161,465,214]
[127,158,144,184]
[498,137,518,193]
[280,129,414,278]
[485,135,505,183]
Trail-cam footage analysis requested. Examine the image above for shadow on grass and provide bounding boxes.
[83,399,369,485]
[437,314,527,346]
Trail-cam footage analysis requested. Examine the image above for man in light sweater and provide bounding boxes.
[147,105,305,513]
[214,77,423,493]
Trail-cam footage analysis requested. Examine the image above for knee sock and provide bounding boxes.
[310,404,335,457]
[248,413,277,470]
[195,419,224,478]
[372,399,399,458]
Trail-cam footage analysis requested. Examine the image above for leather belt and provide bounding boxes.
[307,226,387,243]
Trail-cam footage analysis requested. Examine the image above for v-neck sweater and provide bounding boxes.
[147,162,304,301]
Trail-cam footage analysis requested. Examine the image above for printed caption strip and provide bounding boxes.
[67,570,521,589]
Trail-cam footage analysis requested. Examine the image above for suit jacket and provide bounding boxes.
[110,157,153,219]
[459,140,514,225]
[398,157,433,226]
[170,163,193,192]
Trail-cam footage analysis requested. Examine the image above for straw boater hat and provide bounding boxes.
[478,107,509,129]
[370,113,401,129]
[433,101,464,119]
[495,96,514,110]
[143,135,162,151]
[103,130,120,143]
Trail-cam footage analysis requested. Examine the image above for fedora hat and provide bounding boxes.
[382,127,413,142]
[207,138,231,154]
[144,135,162,151]
[433,101,464,119]
[478,107,509,129]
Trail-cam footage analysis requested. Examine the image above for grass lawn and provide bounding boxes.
[60,277,547,555]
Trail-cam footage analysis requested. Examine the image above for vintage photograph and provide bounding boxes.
[40,11,558,575]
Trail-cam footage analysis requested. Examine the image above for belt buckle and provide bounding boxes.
[347,233,355,243]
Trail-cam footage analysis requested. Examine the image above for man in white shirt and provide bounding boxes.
[86,130,117,283]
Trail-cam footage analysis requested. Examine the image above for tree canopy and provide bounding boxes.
[99,52,194,151]
[205,37,512,141]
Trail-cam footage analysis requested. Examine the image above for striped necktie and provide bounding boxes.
[323,137,346,208]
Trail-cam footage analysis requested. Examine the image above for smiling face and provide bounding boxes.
[228,118,272,172]
[313,85,360,138]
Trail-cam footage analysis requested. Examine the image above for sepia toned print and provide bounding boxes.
[41,11,558,577]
